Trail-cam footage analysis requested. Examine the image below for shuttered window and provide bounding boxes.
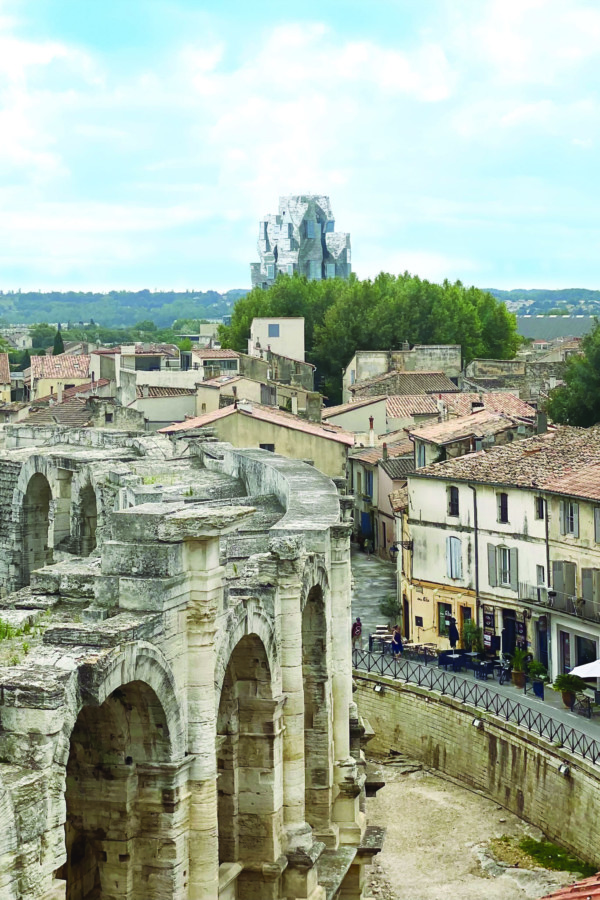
[487,544,518,591]
[559,499,579,536]
[446,536,462,579]
[497,492,509,523]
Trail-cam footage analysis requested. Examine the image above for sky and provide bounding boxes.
[1,0,599,291]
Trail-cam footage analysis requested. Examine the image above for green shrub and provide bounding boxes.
[528,660,547,680]
[553,673,588,693]
[379,593,402,623]
[461,620,483,653]
[511,647,529,673]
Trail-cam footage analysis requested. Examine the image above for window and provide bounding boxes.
[259,443,275,452]
[446,536,462,579]
[536,564,545,586]
[105,412,113,423]
[287,264,294,275]
[305,219,315,239]
[559,499,579,536]
[417,443,426,468]
[356,471,362,495]
[382,521,387,547]
[325,220,335,232]
[266,264,275,279]
[308,259,320,280]
[326,263,336,279]
[582,568,600,606]
[365,470,374,497]
[497,492,509,524]
[552,560,576,600]
[201,403,206,413]
[448,486,459,517]
[438,602,452,636]
[268,323,280,338]
[535,496,545,520]
[487,544,518,591]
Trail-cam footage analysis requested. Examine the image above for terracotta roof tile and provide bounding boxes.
[35,379,110,403]
[380,456,415,479]
[0,352,10,384]
[136,385,196,398]
[159,402,355,445]
[386,394,438,418]
[192,348,240,359]
[390,486,409,512]
[350,439,413,465]
[408,410,525,445]
[441,391,537,418]
[350,370,459,396]
[322,396,387,419]
[540,873,600,899]
[25,398,93,427]
[29,353,90,381]
[413,426,600,492]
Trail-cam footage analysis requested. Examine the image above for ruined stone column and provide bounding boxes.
[330,520,363,843]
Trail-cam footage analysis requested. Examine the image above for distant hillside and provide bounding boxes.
[489,288,600,315]
[0,289,248,328]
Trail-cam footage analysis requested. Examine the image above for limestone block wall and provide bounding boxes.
[355,672,600,866]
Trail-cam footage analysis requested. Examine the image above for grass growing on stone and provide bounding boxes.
[490,835,596,877]
[518,838,596,877]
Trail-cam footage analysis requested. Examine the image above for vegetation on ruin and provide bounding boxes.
[490,835,596,875]
[218,273,520,403]
[379,593,402,623]
[545,318,600,426]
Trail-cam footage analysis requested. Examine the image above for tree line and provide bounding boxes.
[218,272,520,403]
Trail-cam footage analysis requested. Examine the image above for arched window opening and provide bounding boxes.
[23,473,53,584]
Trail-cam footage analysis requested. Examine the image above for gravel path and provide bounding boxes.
[366,757,579,900]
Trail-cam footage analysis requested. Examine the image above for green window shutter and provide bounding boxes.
[446,536,453,579]
[572,503,580,538]
[559,501,566,535]
[595,508,600,543]
[565,562,576,596]
[509,548,518,592]
[582,568,594,603]
[594,570,600,605]
[487,544,497,588]
[552,560,564,597]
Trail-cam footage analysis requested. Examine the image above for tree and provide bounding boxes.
[53,330,65,356]
[30,323,56,349]
[546,320,600,426]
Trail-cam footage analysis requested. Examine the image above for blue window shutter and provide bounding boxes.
[446,536,452,579]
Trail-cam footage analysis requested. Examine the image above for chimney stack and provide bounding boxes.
[57,383,63,404]
[369,416,375,447]
[383,442,388,461]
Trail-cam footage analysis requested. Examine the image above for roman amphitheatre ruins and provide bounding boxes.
[0,422,382,900]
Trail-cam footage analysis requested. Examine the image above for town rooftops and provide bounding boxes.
[192,348,240,360]
[349,370,459,395]
[35,379,111,403]
[407,409,526,446]
[380,456,415,479]
[158,402,355,445]
[389,486,409,513]
[27,353,90,382]
[441,391,537,419]
[412,426,600,493]
[350,439,413,465]
[201,374,244,388]
[136,385,196,399]
[385,395,439,419]
[540,872,600,899]
[0,352,10,384]
[25,397,94,427]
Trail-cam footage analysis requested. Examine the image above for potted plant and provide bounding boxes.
[510,647,529,688]
[528,659,548,699]
[553,673,588,709]
[461,620,484,654]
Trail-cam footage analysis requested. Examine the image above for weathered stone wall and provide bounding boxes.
[355,672,600,866]
[462,360,566,401]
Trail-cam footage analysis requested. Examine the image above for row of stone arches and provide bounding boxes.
[16,462,100,589]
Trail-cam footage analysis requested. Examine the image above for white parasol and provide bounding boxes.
[569,659,600,678]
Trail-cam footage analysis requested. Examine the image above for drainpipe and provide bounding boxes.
[469,484,480,628]
[369,416,375,447]
[544,496,552,677]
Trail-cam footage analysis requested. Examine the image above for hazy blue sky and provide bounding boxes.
[1,0,599,290]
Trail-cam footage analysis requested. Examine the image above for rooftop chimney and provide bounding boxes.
[369,416,375,447]
[383,442,388,461]
[142,384,149,399]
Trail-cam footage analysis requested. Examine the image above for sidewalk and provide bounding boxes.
[351,546,397,640]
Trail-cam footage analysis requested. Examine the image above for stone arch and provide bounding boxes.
[22,472,53,584]
[301,569,334,833]
[216,632,284,900]
[50,642,187,900]
[70,466,111,557]
[215,600,280,701]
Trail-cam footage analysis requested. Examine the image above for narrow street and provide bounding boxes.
[351,546,397,639]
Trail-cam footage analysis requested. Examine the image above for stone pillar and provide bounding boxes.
[270,536,325,900]
[330,522,363,844]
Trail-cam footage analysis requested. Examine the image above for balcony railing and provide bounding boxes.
[519,582,600,623]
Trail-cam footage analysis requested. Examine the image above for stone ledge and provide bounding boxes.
[43,611,161,647]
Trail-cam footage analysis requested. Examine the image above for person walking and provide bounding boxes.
[448,617,460,650]
[391,624,403,659]
[351,617,363,650]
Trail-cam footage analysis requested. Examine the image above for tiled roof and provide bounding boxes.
[0,352,9,384]
[322,396,387,419]
[25,398,94,427]
[350,439,413,465]
[380,456,415,479]
[192,348,240,360]
[389,486,409,512]
[441,391,537,419]
[201,374,244,387]
[35,379,110,403]
[540,873,600,899]
[408,410,524,446]
[350,370,459,395]
[543,462,600,503]
[159,402,355,445]
[386,395,439,419]
[29,353,90,381]
[413,426,600,491]
[136,385,196,398]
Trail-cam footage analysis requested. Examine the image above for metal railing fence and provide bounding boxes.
[353,648,600,766]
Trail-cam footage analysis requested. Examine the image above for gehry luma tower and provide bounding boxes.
[251,194,351,289]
